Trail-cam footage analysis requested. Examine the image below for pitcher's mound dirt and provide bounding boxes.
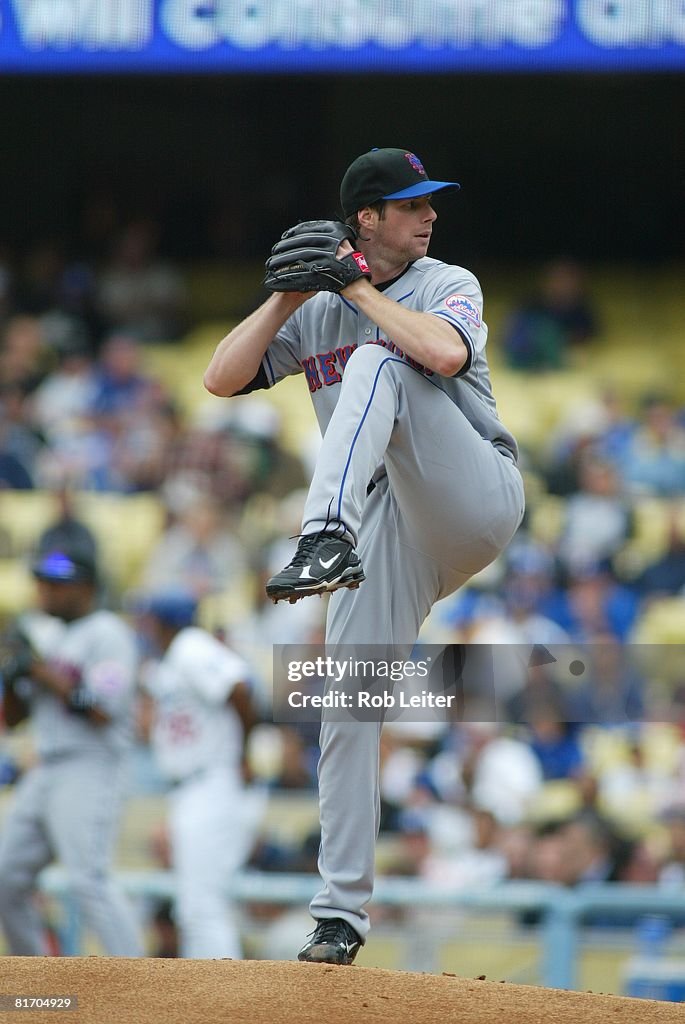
[1,956,682,1024]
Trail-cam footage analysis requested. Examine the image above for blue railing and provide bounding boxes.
[37,868,685,990]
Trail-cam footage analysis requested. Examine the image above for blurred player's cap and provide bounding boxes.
[133,589,198,628]
[32,547,97,583]
[340,148,460,217]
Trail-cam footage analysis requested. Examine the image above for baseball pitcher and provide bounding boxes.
[204,148,525,964]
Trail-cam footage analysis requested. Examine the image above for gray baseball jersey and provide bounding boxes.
[261,257,518,462]
[18,609,138,760]
[243,254,525,942]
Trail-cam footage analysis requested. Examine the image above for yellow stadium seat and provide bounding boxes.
[197,577,257,633]
[0,557,34,617]
[140,340,216,417]
[527,780,583,824]
[492,369,599,451]
[0,490,60,556]
[630,597,685,645]
[71,492,166,592]
[614,498,675,577]
[571,345,670,401]
[527,494,566,546]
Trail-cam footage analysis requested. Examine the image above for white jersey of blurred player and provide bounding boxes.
[0,608,143,956]
[143,625,265,959]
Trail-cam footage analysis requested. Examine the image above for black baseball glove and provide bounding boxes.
[264,220,372,294]
[0,622,36,687]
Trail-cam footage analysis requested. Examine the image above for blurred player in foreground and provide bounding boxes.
[136,590,265,959]
[0,544,143,956]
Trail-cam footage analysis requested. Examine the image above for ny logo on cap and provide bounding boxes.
[405,152,426,176]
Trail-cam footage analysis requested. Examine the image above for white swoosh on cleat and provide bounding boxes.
[319,553,342,569]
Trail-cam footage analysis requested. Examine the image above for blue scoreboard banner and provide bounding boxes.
[0,0,684,73]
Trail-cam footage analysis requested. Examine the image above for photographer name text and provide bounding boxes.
[287,689,455,710]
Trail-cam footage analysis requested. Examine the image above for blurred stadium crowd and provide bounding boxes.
[1,218,685,957]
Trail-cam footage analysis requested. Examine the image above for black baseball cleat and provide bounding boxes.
[298,918,362,965]
[266,530,365,603]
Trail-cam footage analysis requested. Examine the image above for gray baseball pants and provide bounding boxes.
[0,757,143,956]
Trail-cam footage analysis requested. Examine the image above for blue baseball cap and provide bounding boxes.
[32,548,97,583]
[134,589,198,628]
[340,148,460,217]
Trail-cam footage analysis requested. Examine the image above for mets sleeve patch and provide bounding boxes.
[445,293,482,328]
